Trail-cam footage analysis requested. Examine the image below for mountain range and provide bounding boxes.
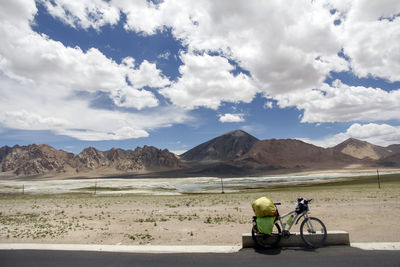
[0,145,184,178]
[1,130,399,178]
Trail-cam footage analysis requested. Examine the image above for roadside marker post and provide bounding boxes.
[377,169,381,189]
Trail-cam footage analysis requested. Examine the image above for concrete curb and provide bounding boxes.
[351,242,400,251]
[0,243,241,254]
[1,241,399,253]
[242,230,350,248]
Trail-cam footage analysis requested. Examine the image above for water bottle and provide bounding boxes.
[287,215,294,225]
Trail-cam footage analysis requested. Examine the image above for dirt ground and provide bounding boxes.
[0,175,399,246]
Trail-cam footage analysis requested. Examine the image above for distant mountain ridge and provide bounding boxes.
[0,144,184,177]
[0,130,399,178]
[180,131,400,175]
[0,144,74,176]
[332,138,392,160]
[385,144,400,154]
[180,130,259,163]
[234,138,361,170]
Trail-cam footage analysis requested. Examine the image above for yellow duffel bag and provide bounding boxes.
[252,197,275,217]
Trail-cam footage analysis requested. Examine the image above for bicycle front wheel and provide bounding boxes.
[300,217,327,248]
[251,223,281,249]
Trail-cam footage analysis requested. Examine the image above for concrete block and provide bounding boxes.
[242,230,350,248]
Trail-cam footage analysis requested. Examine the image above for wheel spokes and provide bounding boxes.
[300,217,327,248]
[306,220,316,233]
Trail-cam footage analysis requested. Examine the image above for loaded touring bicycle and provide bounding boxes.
[252,197,327,248]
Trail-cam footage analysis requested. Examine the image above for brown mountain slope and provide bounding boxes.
[332,138,391,160]
[73,147,108,170]
[376,153,400,167]
[180,130,259,163]
[0,144,74,176]
[129,146,186,171]
[386,144,400,154]
[234,139,361,170]
[103,148,143,171]
[0,144,184,177]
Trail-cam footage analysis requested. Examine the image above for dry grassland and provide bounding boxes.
[0,175,399,246]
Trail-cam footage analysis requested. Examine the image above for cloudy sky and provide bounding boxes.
[0,0,399,154]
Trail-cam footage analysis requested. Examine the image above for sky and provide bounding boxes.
[0,0,399,154]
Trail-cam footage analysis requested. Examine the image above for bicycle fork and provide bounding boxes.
[303,214,320,234]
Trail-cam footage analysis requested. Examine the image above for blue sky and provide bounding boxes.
[0,0,399,154]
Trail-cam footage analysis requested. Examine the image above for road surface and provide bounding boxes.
[1,246,399,267]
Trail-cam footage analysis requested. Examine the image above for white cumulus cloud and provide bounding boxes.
[328,0,400,81]
[0,74,192,141]
[0,0,192,141]
[0,13,162,110]
[39,0,120,30]
[275,80,400,123]
[301,123,400,148]
[264,101,274,109]
[117,0,348,96]
[160,52,258,110]
[113,0,400,125]
[219,113,245,123]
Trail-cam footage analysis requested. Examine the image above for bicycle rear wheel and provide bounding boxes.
[300,217,327,248]
[251,222,281,249]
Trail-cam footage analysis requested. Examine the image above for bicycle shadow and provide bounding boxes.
[252,246,321,255]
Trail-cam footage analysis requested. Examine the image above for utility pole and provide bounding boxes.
[94,182,97,195]
[377,169,381,189]
[221,178,225,194]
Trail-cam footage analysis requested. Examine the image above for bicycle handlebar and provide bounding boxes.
[274,199,313,206]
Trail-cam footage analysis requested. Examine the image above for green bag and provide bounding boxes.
[256,216,275,235]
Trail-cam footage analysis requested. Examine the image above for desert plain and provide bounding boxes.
[0,173,399,246]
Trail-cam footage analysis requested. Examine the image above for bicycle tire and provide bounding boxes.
[251,222,281,249]
[300,217,327,248]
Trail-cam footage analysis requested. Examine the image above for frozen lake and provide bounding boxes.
[1,170,398,195]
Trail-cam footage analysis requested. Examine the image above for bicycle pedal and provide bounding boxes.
[282,231,291,239]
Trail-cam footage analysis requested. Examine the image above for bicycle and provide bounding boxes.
[251,197,327,248]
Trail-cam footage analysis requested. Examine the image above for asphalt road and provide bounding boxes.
[1,246,399,267]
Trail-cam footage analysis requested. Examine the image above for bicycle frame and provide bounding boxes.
[276,207,309,232]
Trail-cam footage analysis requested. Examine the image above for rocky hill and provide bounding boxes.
[103,148,143,171]
[332,138,392,160]
[233,139,362,171]
[103,146,186,172]
[129,146,186,170]
[73,147,108,171]
[179,131,400,176]
[180,130,259,163]
[0,144,184,177]
[386,144,400,154]
[376,153,400,167]
[0,144,74,176]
